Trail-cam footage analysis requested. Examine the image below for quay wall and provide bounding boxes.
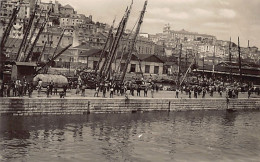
[0,98,259,116]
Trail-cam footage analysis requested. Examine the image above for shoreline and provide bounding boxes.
[0,97,259,116]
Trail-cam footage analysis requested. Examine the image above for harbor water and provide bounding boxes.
[0,110,260,161]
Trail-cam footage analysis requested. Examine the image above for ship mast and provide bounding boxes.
[94,18,116,74]
[16,1,38,62]
[120,0,148,84]
[177,44,182,88]
[229,37,232,82]
[238,37,242,84]
[99,3,132,82]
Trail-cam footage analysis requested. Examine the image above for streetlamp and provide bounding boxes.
[69,57,73,75]
[202,52,205,82]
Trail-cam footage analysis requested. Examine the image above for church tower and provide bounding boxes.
[163,23,171,34]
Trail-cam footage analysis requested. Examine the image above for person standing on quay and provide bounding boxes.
[130,84,134,96]
[49,80,54,95]
[37,79,42,97]
[28,82,33,98]
[46,84,50,98]
[94,84,99,97]
[76,83,80,95]
[54,83,58,95]
[202,87,206,98]
[63,84,68,96]
[155,84,159,92]
[151,83,155,98]
[248,88,251,98]
[194,87,198,98]
[144,85,148,97]
[7,82,11,97]
[175,88,179,98]
[110,84,114,98]
[188,88,191,98]
[137,84,141,96]
[81,84,86,97]
[102,85,107,98]
[11,81,16,97]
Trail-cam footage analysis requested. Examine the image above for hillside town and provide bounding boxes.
[0,0,259,98]
[1,1,260,162]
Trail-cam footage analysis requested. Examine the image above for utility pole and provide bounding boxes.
[212,45,215,81]
[185,48,188,71]
[177,44,182,88]
[195,50,198,82]
[238,37,242,84]
[202,52,205,82]
[229,37,232,82]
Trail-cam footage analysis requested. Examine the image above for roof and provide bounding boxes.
[5,38,22,48]
[63,4,74,9]
[217,61,260,69]
[14,62,37,67]
[79,48,105,57]
[72,44,92,49]
[117,53,165,63]
[197,64,260,77]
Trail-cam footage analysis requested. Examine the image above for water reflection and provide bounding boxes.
[0,111,260,161]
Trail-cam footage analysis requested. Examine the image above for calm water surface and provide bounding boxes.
[0,111,260,162]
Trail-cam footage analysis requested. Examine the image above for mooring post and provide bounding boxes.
[226,97,229,110]
[87,101,90,114]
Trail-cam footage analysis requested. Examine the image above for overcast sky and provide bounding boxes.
[44,0,260,48]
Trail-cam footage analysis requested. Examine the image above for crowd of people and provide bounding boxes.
[91,81,159,98]
[1,77,34,98]
[0,75,259,99]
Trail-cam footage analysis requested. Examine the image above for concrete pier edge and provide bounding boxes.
[0,98,259,116]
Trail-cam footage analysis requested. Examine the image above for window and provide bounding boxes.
[130,64,136,72]
[120,63,125,72]
[93,61,98,69]
[154,66,159,74]
[145,65,150,73]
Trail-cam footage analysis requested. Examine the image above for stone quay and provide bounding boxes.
[0,98,259,116]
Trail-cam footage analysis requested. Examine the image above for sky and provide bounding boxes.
[44,0,260,48]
